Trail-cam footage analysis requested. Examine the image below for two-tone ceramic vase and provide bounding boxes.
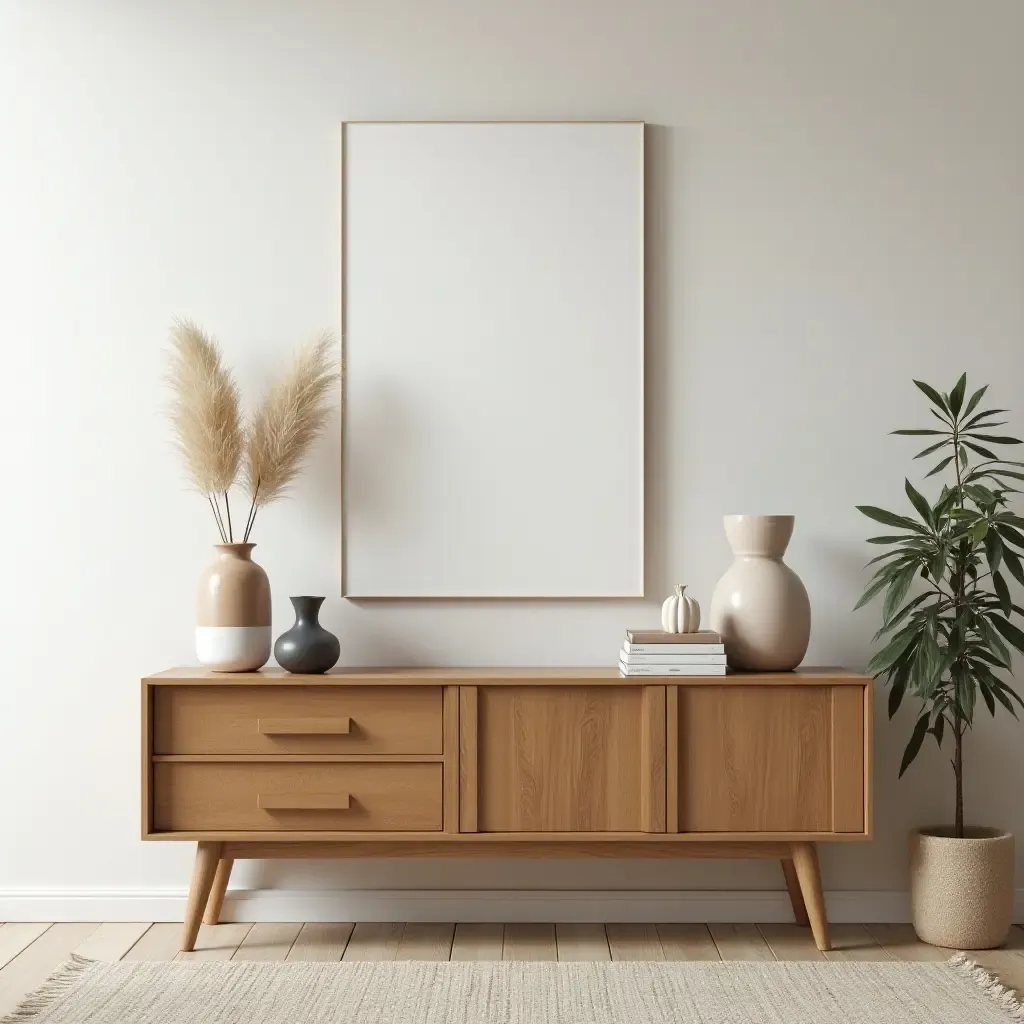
[195,543,271,672]
[275,596,340,674]
[709,514,810,671]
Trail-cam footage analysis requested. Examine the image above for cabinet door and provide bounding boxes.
[461,685,665,832]
[675,685,866,833]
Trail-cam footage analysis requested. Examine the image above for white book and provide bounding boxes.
[623,641,725,655]
[620,648,727,666]
[618,659,727,677]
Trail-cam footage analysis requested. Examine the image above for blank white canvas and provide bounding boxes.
[342,121,644,597]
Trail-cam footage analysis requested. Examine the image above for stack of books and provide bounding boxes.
[619,629,726,676]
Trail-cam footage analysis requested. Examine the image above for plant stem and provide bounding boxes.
[242,480,260,543]
[954,718,964,837]
[206,494,227,542]
[224,492,233,543]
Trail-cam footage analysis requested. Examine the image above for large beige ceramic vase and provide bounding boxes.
[195,543,271,672]
[910,826,1014,949]
[709,515,810,671]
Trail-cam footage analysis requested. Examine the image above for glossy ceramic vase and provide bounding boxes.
[275,596,340,674]
[195,543,272,672]
[910,826,1014,948]
[708,515,810,671]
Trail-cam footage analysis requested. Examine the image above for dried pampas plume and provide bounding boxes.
[242,331,339,541]
[166,318,243,542]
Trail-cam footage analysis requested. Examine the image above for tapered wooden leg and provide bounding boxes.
[203,857,234,925]
[182,841,222,952]
[790,842,829,951]
[781,857,810,926]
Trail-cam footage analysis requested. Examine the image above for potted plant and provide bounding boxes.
[857,374,1024,949]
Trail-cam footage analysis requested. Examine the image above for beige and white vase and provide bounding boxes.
[708,514,810,671]
[910,826,1014,949]
[195,543,271,672]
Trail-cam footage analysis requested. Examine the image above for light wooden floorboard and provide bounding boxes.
[555,923,610,961]
[503,923,557,961]
[757,923,825,961]
[822,924,892,961]
[342,923,404,961]
[0,923,98,1017]
[865,923,951,961]
[176,923,252,961]
[709,923,773,961]
[0,924,51,971]
[75,923,152,961]
[606,923,665,961]
[232,923,302,961]
[122,923,182,961]
[450,922,504,961]
[396,923,455,961]
[656,924,720,961]
[286,923,354,961]
[972,950,1024,994]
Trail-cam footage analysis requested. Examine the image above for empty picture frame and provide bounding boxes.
[342,121,644,598]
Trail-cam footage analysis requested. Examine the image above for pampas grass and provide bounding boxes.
[166,319,243,542]
[166,321,338,543]
[242,331,339,541]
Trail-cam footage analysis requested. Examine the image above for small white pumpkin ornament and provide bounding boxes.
[662,584,701,633]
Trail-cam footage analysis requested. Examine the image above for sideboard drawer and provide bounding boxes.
[153,686,443,755]
[153,762,443,832]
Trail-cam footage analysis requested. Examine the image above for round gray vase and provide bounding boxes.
[274,596,340,674]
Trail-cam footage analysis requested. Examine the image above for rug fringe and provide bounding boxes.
[0,954,96,1024]
[948,952,1024,1021]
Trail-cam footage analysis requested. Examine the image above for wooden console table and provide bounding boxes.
[142,667,872,952]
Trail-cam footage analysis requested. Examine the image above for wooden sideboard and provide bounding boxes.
[142,667,873,952]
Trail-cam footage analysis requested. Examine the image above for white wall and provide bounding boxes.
[1,0,1023,913]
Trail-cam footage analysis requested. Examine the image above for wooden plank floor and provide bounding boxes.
[1,922,1023,1016]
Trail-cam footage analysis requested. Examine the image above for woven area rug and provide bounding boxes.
[3,953,1022,1024]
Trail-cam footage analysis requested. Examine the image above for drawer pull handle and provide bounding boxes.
[257,717,352,736]
[258,793,352,811]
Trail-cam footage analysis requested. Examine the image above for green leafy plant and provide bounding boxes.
[856,375,1024,837]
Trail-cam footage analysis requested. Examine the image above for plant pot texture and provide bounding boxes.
[910,826,1015,949]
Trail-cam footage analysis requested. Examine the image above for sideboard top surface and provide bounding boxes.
[145,666,870,686]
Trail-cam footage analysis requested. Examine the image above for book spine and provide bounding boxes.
[624,644,725,655]
[621,653,727,665]
[618,662,728,676]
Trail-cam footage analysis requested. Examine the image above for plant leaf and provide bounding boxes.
[914,379,950,413]
[888,673,907,717]
[1000,545,1024,587]
[913,438,951,460]
[961,385,989,420]
[993,570,1012,617]
[925,455,954,478]
[984,529,1003,574]
[899,713,930,777]
[992,614,1024,655]
[930,711,945,747]
[891,429,946,436]
[857,506,928,533]
[948,373,967,416]
[866,626,920,676]
[904,479,933,526]
[965,441,999,460]
[964,434,1023,445]
[883,564,918,625]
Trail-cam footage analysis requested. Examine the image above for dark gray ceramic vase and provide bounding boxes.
[274,596,340,674]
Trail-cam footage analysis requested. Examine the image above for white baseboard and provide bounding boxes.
[2,887,1022,924]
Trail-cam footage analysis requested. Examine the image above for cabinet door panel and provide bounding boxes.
[677,686,834,832]
[469,686,664,832]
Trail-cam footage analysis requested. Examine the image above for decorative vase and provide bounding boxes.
[708,514,810,671]
[275,596,341,674]
[910,826,1014,948]
[195,543,271,672]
